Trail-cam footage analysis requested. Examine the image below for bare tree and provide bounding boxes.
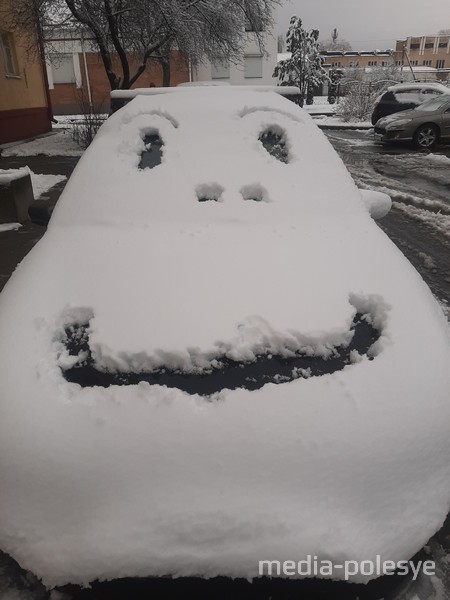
[2,0,280,90]
[438,29,450,35]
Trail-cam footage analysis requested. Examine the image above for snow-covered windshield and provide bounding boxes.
[419,96,450,111]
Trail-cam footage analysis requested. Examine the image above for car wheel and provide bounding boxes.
[413,124,439,149]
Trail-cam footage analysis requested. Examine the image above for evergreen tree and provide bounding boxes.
[274,16,328,107]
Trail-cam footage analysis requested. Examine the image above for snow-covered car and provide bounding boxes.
[374,94,450,148]
[371,82,450,125]
[0,87,449,590]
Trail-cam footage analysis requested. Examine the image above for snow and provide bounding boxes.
[0,168,30,183]
[29,171,66,199]
[0,223,22,233]
[111,85,301,100]
[0,87,449,588]
[0,167,66,198]
[313,115,372,128]
[1,131,83,157]
[423,153,450,165]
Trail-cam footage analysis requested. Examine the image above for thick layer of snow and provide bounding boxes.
[0,88,449,588]
[111,85,301,100]
[1,132,83,157]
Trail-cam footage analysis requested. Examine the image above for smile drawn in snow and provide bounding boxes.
[57,304,382,397]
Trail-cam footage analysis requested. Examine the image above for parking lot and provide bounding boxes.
[324,128,450,319]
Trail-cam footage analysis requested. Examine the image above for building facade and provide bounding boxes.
[0,0,52,144]
[193,17,278,86]
[45,29,190,115]
[395,35,450,70]
[321,50,395,70]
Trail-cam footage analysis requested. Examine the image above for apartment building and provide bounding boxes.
[395,35,450,70]
[321,50,395,70]
[193,12,278,86]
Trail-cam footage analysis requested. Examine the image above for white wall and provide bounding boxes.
[193,22,278,86]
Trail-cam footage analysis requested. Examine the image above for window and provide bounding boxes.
[332,61,341,68]
[425,43,434,48]
[409,60,418,66]
[244,55,263,78]
[437,59,445,69]
[50,53,76,84]
[439,41,448,48]
[1,31,19,76]
[348,61,358,67]
[410,43,420,49]
[381,61,390,67]
[368,60,378,66]
[423,60,432,66]
[211,58,229,79]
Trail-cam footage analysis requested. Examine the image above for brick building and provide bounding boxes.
[0,0,52,144]
[395,35,450,71]
[45,29,189,115]
[321,50,395,70]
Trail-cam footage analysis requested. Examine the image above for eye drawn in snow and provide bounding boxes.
[239,106,303,124]
[240,183,270,202]
[139,133,164,169]
[196,183,225,202]
[146,110,179,129]
[58,307,381,397]
[259,128,289,164]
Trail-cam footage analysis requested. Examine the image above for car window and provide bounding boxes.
[419,96,450,111]
[420,88,442,98]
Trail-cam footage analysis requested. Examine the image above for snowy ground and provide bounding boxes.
[0,168,66,233]
[1,131,83,157]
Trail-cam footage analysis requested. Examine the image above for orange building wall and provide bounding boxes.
[50,51,189,114]
[0,0,52,143]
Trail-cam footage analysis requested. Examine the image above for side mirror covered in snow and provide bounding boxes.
[359,189,392,220]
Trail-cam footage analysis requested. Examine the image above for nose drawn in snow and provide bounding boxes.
[55,298,386,397]
[196,183,225,203]
[240,183,270,203]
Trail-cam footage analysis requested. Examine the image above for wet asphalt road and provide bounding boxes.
[324,129,450,319]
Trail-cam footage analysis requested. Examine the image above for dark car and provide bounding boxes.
[374,94,450,148]
[371,82,450,125]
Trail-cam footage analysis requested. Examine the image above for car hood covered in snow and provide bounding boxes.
[0,88,449,587]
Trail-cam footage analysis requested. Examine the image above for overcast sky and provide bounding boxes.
[278,0,450,50]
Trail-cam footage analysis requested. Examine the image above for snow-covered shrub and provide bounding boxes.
[336,84,378,122]
[70,90,106,149]
[70,112,104,149]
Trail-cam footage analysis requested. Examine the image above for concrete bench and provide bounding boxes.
[0,168,34,224]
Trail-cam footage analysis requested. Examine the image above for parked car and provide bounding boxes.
[371,82,450,125]
[0,87,449,590]
[374,94,450,148]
